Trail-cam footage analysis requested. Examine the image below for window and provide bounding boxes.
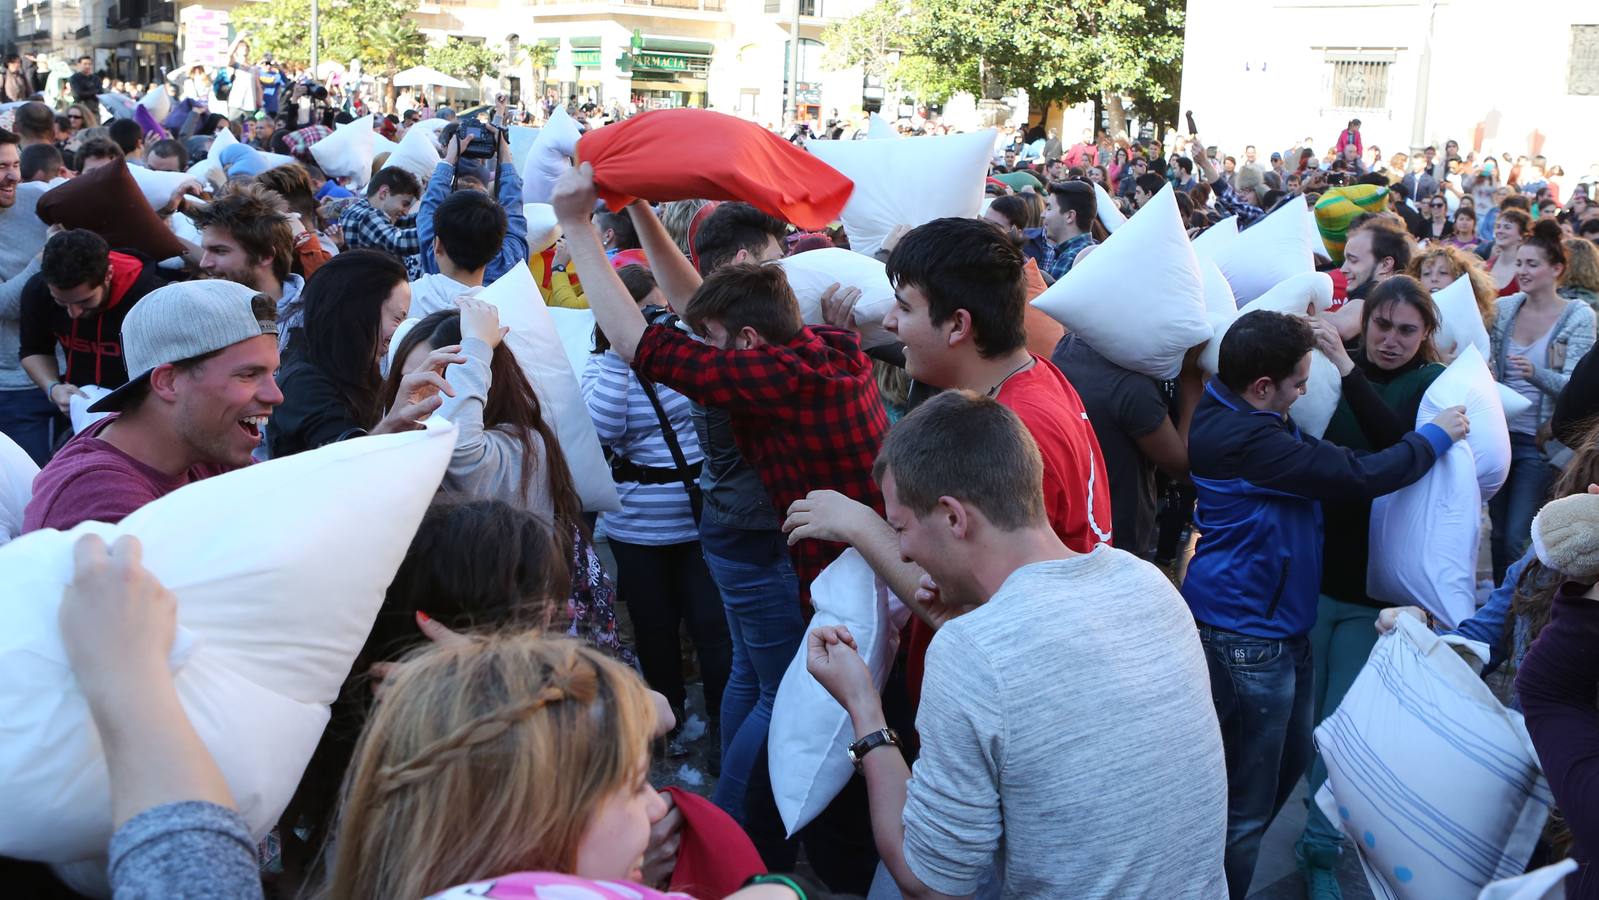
[1571,25,1599,96]
[767,0,820,14]
[1324,50,1394,111]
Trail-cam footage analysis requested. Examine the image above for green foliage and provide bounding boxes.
[424,37,503,81]
[821,0,1183,122]
[232,0,427,75]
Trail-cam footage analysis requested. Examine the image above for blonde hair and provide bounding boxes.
[658,199,710,257]
[66,103,99,129]
[318,634,656,900]
[1560,237,1599,295]
[1408,244,1497,331]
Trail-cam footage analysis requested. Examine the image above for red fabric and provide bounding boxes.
[1327,267,1349,311]
[578,109,854,230]
[611,248,650,270]
[633,323,887,592]
[904,356,1114,706]
[662,787,765,898]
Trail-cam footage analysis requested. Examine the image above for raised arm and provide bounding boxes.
[626,200,702,311]
[553,163,648,363]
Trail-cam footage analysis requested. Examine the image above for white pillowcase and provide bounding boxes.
[806,129,995,258]
[1032,184,1211,381]
[381,125,441,180]
[523,202,560,252]
[1221,271,1340,437]
[1093,181,1126,233]
[1211,200,1317,305]
[865,114,896,140]
[127,165,194,211]
[1190,215,1239,265]
[0,421,456,867]
[186,125,238,187]
[507,125,540,173]
[68,386,113,434]
[1419,345,1512,499]
[522,107,579,205]
[311,113,377,189]
[777,248,899,350]
[475,264,620,512]
[1476,860,1578,900]
[1433,274,1491,362]
[1314,615,1551,898]
[769,549,908,836]
[549,307,597,381]
[0,431,38,547]
[138,84,170,122]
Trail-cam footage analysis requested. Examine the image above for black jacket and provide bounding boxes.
[265,353,373,458]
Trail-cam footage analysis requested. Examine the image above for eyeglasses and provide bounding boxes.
[67,113,83,120]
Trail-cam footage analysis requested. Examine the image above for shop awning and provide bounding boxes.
[640,37,714,56]
[569,35,602,48]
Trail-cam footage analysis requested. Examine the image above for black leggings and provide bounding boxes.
[608,538,731,719]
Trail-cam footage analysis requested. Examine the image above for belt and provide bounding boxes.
[610,456,703,486]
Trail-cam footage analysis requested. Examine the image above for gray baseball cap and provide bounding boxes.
[89,280,279,413]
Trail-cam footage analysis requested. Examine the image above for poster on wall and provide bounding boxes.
[180,8,232,68]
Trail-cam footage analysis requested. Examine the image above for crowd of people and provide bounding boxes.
[0,50,1598,900]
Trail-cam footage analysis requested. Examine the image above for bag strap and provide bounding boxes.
[637,377,699,512]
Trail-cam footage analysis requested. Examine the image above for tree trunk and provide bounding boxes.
[1102,90,1128,143]
[978,58,1003,101]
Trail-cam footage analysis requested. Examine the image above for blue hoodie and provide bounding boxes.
[1181,380,1455,639]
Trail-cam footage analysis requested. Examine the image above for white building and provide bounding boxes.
[166,0,876,125]
[1179,0,1599,175]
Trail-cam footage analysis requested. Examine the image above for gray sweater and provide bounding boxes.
[436,337,553,522]
[905,547,1229,899]
[0,182,51,391]
[108,801,263,899]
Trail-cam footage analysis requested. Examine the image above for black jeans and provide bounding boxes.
[608,538,731,719]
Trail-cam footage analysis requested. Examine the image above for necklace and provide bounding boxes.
[986,356,1036,398]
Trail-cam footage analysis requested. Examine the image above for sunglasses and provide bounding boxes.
[67,113,83,119]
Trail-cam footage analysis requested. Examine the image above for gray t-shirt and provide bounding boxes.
[1051,335,1170,558]
[0,181,51,391]
[904,547,1228,899]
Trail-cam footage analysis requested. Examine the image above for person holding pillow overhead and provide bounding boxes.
[23,281,281,532]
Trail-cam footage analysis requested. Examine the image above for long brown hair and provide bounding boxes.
[1361,275,1443,365]
[1510,419,1599,642]
[317,634,655,900]
[383,311,584,554]
[1407,244,1497,331]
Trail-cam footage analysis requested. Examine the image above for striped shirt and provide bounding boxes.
[580,349,702,545]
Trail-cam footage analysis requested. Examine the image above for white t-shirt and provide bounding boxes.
[904,547,1229,899]
[408,273,479,319]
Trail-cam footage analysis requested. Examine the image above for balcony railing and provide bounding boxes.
[75,24,91,37]
[533,0,725,10]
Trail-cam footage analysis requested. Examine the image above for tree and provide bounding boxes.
[822,0,1183,130]
[525,41,557,107]
[232,0,426,111]
[425,37,503,82]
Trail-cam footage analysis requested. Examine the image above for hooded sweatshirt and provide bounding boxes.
[18,251,167,389]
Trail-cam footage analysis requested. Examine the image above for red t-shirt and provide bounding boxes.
[22,415,235,533]
[904,356,1114,704]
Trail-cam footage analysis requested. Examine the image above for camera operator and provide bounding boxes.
[415,117,528,284]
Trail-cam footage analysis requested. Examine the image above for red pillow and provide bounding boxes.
[35,158,187,260]
[662,786,765,898]
[577,109,853,230]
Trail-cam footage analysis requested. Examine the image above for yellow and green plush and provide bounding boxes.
[1315,184,1389,264]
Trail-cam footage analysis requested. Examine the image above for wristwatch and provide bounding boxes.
[847,727,901,771]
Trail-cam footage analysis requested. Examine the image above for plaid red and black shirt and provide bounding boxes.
[633,322,888,590]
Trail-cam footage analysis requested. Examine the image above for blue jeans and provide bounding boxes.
[1198,624,1314,900]
[700,519,804,820]
[0,387,66,467]
[1489,432,1555,584]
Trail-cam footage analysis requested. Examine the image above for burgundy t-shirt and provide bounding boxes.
[23,416,235,533]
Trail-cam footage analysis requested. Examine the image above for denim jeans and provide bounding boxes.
[0,387,66,467]
[1489,432,1555,584]
[699,519,804,820]
[1198,624,1314,900]
[1299,595,1381,854]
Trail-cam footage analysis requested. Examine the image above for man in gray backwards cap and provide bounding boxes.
[23,281,283,533]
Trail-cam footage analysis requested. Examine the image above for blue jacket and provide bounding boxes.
[1181,381,1454,639]
[416,160,530,284]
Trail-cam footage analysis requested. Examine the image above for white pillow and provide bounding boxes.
[311,113,377,188]
[1032,184,1211,381]
[769,549,907,836]
[0,431,38,546]
[508,125,540,172]
[1093,181,1126,233]
[806,129,995,258]
[137,85,170,122]
[1191,215,1238,265]
[1476,860,1578,900]
[0,421,457,866]
[1236,271,1340,437]
[68,385,112,434]
[549,307,597,380]
[1434,274,1491,362]
[1419,345,1512,499]
[127,165,194,210]
[1196,258,1238,376]
[1302,198,1332,262]
[1313,614,1551,898]
[1366,439,1483,628]
[373,133,400,159]
[475,264,621,512]
[382,124,442,181]
[522,107,579,205]
[777,248,898,350]
[185,124,239,187]
[865,114,896,140]
[1211,200,1316,305]
[523,202,561,252]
